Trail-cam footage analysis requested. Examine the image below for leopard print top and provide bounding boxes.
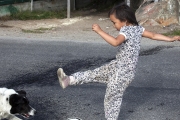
[117,25,144,72]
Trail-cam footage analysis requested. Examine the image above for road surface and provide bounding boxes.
[0,37,180,120]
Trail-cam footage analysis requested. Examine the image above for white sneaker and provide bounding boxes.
[57,68,70,89]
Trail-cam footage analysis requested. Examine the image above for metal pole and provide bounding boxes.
[125,0,130,6]
[67,0,70,18]
[31,0,33,12]
[74,0,76,10]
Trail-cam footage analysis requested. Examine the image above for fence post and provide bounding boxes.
[31,0,33,12]
[67,0,70,18]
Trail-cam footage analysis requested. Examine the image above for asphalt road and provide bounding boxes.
[0,37,180,120]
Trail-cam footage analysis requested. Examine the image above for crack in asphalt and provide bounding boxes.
[139,46,174,56]
[1,57,114,87]
[1,45,176,87]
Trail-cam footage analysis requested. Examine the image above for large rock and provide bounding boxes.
[136,0,179,27]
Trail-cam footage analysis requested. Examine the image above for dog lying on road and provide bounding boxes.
[0,87,36,120]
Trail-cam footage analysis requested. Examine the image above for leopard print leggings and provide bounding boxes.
[71,59,135,120]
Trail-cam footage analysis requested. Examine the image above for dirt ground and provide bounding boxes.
[0,10,180,42]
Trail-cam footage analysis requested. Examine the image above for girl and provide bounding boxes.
[57,3,180,120]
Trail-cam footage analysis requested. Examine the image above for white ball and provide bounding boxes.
[67,118,82,120]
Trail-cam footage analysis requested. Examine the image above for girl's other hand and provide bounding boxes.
[92,24,102,33]
[172,36,180,41]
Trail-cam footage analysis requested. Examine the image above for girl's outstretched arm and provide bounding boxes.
[92,24,125,46]
[142,30,180,42]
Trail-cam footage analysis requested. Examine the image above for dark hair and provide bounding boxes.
[108,3,139,25]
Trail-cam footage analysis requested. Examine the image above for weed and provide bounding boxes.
[163,29,180,36]
[22,27,54,33]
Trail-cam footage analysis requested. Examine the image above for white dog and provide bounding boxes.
[0,87,36,120]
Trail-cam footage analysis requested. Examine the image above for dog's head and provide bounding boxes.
[7,90,36,118]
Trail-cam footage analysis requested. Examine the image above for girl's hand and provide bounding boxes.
[92,24,102,33]
[172,36,180,41]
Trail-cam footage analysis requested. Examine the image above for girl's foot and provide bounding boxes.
[57,68,70,89]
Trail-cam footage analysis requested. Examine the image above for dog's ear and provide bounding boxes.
[16,90,26,96]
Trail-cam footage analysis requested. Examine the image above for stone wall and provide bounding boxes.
[136,0,180,26]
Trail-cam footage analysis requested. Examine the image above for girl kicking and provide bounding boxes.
[57,3,180,120]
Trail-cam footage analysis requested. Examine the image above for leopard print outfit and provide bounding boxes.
[70,26,144,120]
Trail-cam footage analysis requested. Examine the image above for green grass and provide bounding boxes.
[9,10,66,20]
[163,30,180,36]
[22,27,54,33]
